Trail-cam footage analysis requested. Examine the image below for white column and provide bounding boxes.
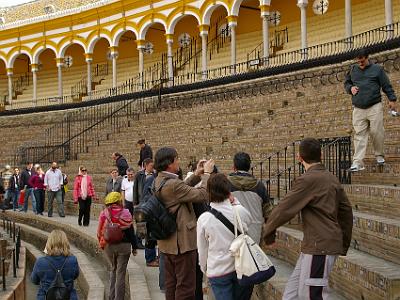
[262,14,270,62]
[7,69,13,105]
[138,47,144,87]
[385,0,393,39]
[111,52,118,88]
[56,58,63,99]
[229,21,237,74]
[385,0,393,26]
[32,68,38,103]
[200,30,208,80]
[297,0,308,60]
[166,35,174,86]
[86,54,92,94]
[345,0,352,39]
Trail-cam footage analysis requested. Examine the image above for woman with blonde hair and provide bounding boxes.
[73,165,96,226]
[31,229,79,299]
[97,192,138,300]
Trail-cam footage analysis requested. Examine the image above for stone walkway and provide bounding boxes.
[26,213,164,300]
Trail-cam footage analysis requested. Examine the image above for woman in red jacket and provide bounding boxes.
[73,166,96,226]
[28,167,45,215]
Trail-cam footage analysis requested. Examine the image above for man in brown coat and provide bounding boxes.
[263,138,353,300]
[154,147,214,300]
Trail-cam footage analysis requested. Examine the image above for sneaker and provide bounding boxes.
[349,163,365,172]
[146,260,159,267]
[376,156,385,165]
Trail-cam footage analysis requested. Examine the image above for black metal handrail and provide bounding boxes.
[261,137,352,202]
[247,27,289,62]
[0,217,21,290]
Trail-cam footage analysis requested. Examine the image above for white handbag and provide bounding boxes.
[229,206,276,286]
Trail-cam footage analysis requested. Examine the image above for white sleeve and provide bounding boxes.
[121,179,126,191]
[44,172,48,186]
[238,206,252,233]
[196,216,208,274]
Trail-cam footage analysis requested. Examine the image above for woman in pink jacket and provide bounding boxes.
[73,166,96,226]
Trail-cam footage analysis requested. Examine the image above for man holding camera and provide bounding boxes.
[154,147,214,300]
[344,49,397,172]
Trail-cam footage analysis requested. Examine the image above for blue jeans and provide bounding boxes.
[10,190,20,210]
[208,272,250,300]
[23,188,36,213]
[159,252,165,290]
[145,239,157,263]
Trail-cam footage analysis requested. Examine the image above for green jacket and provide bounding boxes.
[344,63,396,109]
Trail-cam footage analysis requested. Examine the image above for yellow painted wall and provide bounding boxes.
[0,60,6,76]
[39,49,57,71]
[64,44,86,67]
[13,54,30,75]
[92,38,110,64]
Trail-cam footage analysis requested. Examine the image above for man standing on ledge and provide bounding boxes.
[137,139,153,169]
[344,49,397,172]
[263,138,353,300]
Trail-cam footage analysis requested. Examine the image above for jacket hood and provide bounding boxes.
[228,173,258,190]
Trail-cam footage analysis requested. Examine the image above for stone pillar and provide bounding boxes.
[199,25,209,80]
[85,53,93,94]
[109,46,118,88]
[345,0,352,39]
[297,0,308,60]
[165,34,174,86]
[31,64,38,103]
[260,5,270,63]
[6,68,13,105]
[56,58,64,99]
[136,40,145,88]
[227,16,238,74]
[385,0,393,38]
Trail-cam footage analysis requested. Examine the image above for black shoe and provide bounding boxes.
[60,215,65,218]
[78,222,82,226]
[48,215,53,217]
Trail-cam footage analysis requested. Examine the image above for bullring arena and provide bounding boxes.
[0,0,399,299]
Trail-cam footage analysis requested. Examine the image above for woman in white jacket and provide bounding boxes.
[197,173,252,300]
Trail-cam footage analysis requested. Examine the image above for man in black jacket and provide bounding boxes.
[137,139,153,168]
[8,167,21,210]
[344,49,397,172]
[112,152,129,177]
[20,162,37,213]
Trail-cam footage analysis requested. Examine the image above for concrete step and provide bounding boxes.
[352,211,400,265]
[268,227,400,300]
[344,184,400,219]
[254,257,346,300]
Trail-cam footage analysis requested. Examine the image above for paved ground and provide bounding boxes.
[31,213,164,300]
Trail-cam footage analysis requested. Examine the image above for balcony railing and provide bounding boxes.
[3,22,400,111]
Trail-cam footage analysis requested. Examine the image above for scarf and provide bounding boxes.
[81,175,88,200]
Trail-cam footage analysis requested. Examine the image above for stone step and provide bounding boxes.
[352,211,400,265]
[268,227,400,300]
[344,184,400,219]
[253,256,345,300]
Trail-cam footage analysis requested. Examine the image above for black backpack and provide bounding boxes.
[135,178,180,240]
[45,257,71,300]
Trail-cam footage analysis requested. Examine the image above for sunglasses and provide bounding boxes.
[81,169,87,172]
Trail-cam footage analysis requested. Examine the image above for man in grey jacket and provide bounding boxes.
[227,152,271,245]
[344,49,397,171]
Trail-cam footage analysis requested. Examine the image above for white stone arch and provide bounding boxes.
[58,39,88,58]
[86,34,112,54]
[167,12,201,35]
[138,19,168,40]
[202,2,230,25]
[7,50,32,69]
[111,27,139,47]
[32,45,57,65]
[0,55,7,69]
[232,0,271,15]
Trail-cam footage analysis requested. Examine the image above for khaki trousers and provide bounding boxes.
[352,102,384,165]
[105,243,131,300]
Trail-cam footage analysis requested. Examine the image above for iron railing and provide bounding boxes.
[0,217,21,290]
[254,137,352,202]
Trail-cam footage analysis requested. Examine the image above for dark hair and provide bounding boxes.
[154,147,178,172]
[207,173,231,203]
[233,152,251,172]
[126,167,135,174]
[113,152,121,157]
[137,139,145,145]
[299,138,321,164]
[356,49,369,58]
[143,158,153,166]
